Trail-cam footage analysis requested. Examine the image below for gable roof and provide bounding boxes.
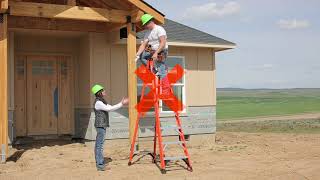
[137,19,236,50]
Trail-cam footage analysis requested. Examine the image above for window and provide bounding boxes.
[32,61,54,75]
[137,56,186,113]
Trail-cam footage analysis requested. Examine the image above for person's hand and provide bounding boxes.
[135,55,140,62]
[152,53,158,61]
[121,97,129,105]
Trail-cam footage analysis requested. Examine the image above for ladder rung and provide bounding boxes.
[162,141,184,145]
[161,125,181,131]
[164,156,187,161]
[133,150,152,156]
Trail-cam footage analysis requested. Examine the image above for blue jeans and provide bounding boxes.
[139,49,168,79]
[95,127,106,168]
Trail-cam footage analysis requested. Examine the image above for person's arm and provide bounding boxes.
[95,101,123,112]
[136,39,149,57]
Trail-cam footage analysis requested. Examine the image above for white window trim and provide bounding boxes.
[160,56,186,114]
[137,56,187,114]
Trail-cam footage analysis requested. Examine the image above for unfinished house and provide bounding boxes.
[0,0,235,162]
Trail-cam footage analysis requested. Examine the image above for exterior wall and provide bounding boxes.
[8,32,14,144]
[14,34,80,56]
[8,31,217,141]
[169,46,216,106]
[74,35,91,138]
[75,32,217,140]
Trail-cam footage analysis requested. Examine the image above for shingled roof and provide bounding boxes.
[137,19,236,48]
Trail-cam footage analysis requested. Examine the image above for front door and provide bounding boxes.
[27,56,58,135]
[15,55,74,136]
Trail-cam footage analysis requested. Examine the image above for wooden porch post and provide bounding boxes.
[126,20,138,143]
[0,13,8,163]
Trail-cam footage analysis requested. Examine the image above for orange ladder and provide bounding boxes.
[128,60,193,174]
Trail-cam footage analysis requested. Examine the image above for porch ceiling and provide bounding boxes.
[6,0,164,26]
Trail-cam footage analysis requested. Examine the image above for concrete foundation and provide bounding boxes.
[75,106,216,141]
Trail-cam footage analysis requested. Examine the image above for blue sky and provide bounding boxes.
[145,0,320,88]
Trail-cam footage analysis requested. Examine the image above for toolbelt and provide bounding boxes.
[145,45,167,61]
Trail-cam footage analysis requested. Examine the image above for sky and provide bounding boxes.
[144,0,320,89]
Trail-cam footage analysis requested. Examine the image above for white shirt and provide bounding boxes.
[144,24,168,50]
[95,101,123,112]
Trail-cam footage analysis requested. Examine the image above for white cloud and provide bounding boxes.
[182,1,240,21]
[277,19,310,30]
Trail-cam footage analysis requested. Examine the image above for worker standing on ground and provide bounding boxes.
[91,84,129,171]
[136,14,171,95]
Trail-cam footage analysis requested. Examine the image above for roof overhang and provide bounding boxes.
[116,38,236,51]
[167,41,236,51]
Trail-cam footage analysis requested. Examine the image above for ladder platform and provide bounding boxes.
[164,156,188,161]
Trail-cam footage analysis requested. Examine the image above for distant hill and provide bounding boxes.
[217,88,320,91]
[217,88,246,91]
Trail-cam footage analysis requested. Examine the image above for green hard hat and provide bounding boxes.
[141,14,154,26]
[91,84,104,95]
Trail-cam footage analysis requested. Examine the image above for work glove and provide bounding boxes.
[135,55,140,62]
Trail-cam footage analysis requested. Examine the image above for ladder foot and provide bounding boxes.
[161,169,166,174]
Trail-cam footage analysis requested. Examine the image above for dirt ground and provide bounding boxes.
[1,131,320,180]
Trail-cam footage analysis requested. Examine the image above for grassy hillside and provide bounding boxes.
[217,89,320,120]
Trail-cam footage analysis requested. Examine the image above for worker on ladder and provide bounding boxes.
[129,14,193,174]
[136,14,171,96]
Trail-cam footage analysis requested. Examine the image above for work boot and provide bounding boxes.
[97,165,111,171]
[97,166,105,171]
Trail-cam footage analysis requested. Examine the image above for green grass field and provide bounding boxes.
[217,119,320,134]
[217,88,320,120]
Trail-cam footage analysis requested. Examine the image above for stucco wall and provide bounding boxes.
[79,33,217,140]
[88,34,216,106]
[76,35,91,107]
[169,47,216,106]
[9,31,217,141]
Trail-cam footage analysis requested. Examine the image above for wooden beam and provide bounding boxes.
[0,13,8,163]
[67,0,76,6]
[107,24,126,32]
[105,9,143,33]
[0,0,8,13]
[78,0,110,9]
[131,9,144,23]
[127,22,138,143]
[8,16,118,33]
[127,0,165,24]
[9,1,131,23]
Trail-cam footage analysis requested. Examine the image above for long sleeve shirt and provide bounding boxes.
[94,101,123,112]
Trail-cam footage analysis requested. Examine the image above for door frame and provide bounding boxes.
[14,53,75,136]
